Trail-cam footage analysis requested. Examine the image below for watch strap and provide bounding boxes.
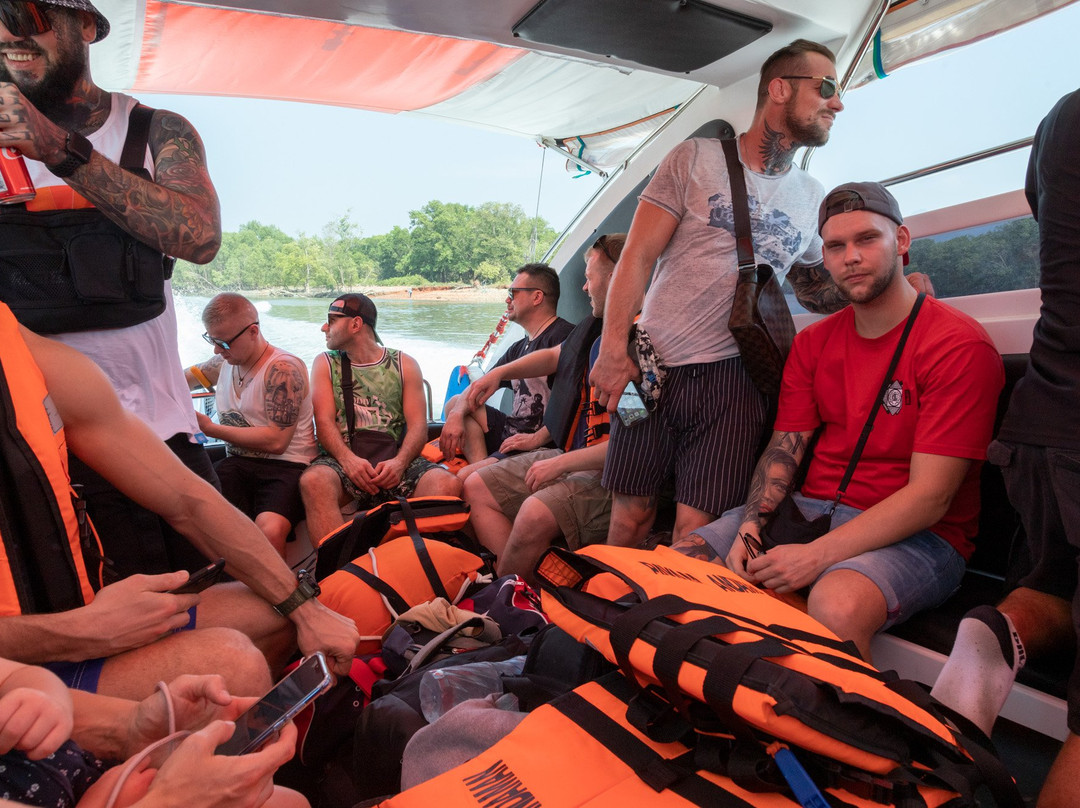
[48,131,93,178]
[272,569,320,617]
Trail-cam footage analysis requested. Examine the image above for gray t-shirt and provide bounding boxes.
[638,137,824,367]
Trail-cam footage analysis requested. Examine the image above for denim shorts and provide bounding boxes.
[692,492,965,630]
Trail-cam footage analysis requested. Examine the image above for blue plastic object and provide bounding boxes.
[773,747,830,808]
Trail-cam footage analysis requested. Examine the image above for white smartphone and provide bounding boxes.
[215,652,332,755]
[616,381,649,427]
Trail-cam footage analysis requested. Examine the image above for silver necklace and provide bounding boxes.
[235,344,270,388]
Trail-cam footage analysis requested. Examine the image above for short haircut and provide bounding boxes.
[516,263,561,305]
[202,292,257,329]
[757,39,837,110]
[588,233,627,267]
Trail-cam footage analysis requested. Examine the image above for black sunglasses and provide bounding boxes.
[741,531,765,560]
[202,321,257,350]
[0,1,51,38]
[592,235,619,265]
[507,287,543,298]
[781,75,839,100]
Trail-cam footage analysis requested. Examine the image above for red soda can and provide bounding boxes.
[0,148,35,204]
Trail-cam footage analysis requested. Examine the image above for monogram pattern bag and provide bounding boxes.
[721,137,796,398]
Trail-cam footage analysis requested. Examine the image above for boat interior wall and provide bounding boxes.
[904,190,1031,241]
[511,0,772,73]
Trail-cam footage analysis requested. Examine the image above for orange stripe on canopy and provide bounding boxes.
[134,1,526,112]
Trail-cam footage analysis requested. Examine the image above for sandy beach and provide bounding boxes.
[360,285,509,303]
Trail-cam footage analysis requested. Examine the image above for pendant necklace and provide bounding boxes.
[236,344,270,389]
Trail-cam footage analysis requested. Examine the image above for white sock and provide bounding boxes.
[931,606,1025,737]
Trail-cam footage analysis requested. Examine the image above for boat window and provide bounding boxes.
[908,216,1039,298]
[809,3,1080,297]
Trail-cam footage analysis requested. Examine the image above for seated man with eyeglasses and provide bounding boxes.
[439,263,574,480]
[192,293,318,558]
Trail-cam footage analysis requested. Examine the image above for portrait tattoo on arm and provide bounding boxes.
[264,360,305,427]
[742,432,805,525]
[787,263,848,314]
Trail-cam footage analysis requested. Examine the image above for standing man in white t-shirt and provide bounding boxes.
[590,39,849,548]
[195,293,318,558]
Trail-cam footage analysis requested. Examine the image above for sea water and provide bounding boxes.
[175,295,523,411]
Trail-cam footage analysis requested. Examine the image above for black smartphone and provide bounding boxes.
[616,381,649,427]
[216,652,332,756]
[168,558,226,595]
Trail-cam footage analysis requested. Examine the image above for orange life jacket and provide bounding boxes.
[0,304,98,616]
[532,545,1022,808]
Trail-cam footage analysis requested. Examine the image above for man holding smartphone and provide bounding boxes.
[463,235,624,582]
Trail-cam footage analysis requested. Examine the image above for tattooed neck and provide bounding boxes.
[57,79,111,135]
[750,121,797,176]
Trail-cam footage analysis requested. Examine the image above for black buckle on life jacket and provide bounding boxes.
[626,686,691,744]
[816,758,919,805]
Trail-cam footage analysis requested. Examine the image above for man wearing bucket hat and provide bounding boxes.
[0,3,362,677]
[674,182,1003,661]
[300,294,462,546]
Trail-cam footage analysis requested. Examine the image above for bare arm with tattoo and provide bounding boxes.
[65,110,221,263]
[0,77,220,264]
[196,357,308,455]
[740,430,812,529]
[787,263,848,314]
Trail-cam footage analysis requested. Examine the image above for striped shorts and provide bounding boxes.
[601,357,765,516]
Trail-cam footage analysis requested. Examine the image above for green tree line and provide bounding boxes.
[907,217,1039,297]
[172,200,559,294]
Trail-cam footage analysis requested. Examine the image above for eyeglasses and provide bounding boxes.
[592,235,618,265]
[740,532,765,560]
[0,1,52,38]
[202,321,257,350]
[781,75,839,99]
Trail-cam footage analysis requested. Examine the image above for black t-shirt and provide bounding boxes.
[491,316,574,437]
[998,89,1080,449]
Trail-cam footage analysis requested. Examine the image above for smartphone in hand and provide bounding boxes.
[616,381,649,427]
[168,558,226,595]
[215,652,332,755]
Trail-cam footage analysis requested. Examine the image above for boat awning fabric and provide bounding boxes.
[849,0,1079,86]
[91,0,701,174]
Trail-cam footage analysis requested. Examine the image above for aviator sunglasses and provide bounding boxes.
[781,75,839,99]
[0,1,52,38]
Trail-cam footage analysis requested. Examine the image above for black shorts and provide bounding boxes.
[991,439,1080,732]
[484,405,509,455]
[602,357,765,516]
[215,455,308,526]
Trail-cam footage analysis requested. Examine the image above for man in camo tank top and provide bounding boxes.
[300,295,462,545]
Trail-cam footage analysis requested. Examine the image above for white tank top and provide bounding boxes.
[31,93,200,441]
[216,347,317,465]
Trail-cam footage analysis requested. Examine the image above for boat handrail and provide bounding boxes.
[877,137,1034,188]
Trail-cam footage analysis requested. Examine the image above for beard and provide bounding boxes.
[838,265,896,304]
[784,101,831,149]
[0,25,87,121]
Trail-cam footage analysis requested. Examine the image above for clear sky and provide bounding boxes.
[135,4,1079,243]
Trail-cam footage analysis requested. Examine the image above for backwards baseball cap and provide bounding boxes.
[35,0,111,42]
[329,294,381,344]
[818,181,904,234]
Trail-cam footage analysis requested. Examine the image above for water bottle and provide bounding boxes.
[419,656,525,723]
[465,312,511,382]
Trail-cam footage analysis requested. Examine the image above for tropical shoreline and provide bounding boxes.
[230,285,510,305]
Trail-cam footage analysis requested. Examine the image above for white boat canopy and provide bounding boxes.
[90,0,1074,176]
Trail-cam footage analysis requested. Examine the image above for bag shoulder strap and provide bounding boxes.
[397,497,451,603]
[719,137,756,273]
[120,103,156,179]
[338,351,356,442]
[834,293,926,505]
[342,561,410,615]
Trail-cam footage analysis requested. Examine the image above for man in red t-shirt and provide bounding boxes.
[674,182,1003,660]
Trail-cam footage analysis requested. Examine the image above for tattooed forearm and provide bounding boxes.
[66,111,221,264]
[671,533,720,564]
[787,263,848,314]
[741,431,806,525]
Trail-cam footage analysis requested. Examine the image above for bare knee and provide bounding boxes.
[417,467,463,497]
[463,471,492,507]
[196,627,273,695]
[300,465,342,507]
